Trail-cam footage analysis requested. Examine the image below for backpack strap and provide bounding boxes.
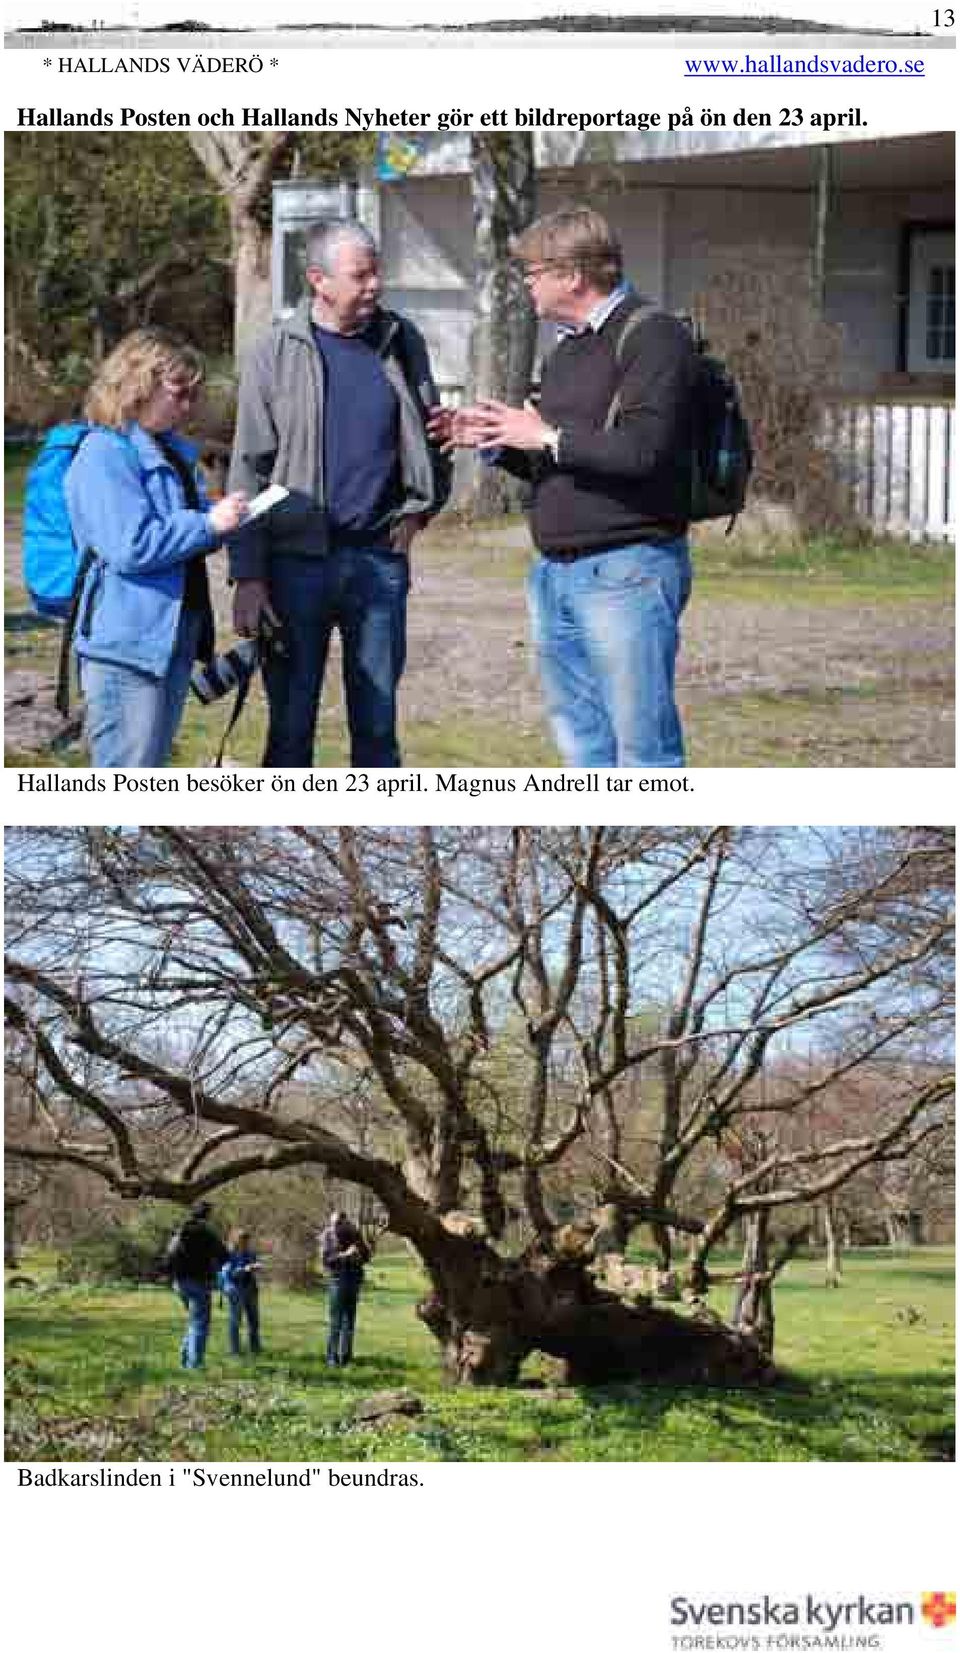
[603,302,660,433]
[53,545,97,720]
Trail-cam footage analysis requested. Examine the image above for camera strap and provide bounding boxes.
[211,643,260,769]
[210,608,287,767]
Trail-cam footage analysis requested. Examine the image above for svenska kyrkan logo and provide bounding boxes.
[922,1594,957,1629]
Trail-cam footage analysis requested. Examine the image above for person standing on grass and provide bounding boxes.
[165,1201,229,1372]
[219,1228,263,1357]
[321,1210,371,1368]
[227,217,452,767]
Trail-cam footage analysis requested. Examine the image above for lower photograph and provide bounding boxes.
[4,825,955,1464]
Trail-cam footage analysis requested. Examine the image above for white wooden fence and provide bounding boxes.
[438,390,955,544]
[825,401,955,544]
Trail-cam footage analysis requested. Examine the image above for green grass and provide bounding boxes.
[685,686,945,769]
[6,1248,954,1463]
[694,531,954,601]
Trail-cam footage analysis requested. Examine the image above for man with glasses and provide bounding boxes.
[228,218,452,768]
[447,206,696,768]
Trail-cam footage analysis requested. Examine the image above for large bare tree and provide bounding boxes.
[5,827,953,1386]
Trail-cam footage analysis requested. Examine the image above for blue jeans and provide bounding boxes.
[176,1278,212,1370]
[80,608,201,768]
[527,539,692,767]
[263,548,409,767]
[326,1275,361,1366]
[225,1285,261,1355]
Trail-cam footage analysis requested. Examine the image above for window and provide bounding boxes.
[906,227,955,373]
[925,263,955,363]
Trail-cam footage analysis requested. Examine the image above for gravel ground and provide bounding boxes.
[5,517,955,768]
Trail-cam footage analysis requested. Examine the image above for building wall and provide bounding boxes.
[375,172,953,395]
[667,181,953,391]
[824,186,952,389]
[378,178,475,392]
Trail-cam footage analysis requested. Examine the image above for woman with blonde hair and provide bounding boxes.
[219,1227,263,1357]
[65,327,248,766]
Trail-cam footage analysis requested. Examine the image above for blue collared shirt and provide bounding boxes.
[557,281,633,340]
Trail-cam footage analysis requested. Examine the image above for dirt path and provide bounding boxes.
[5,517,954,767]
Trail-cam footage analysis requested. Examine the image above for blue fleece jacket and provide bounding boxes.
[65,423,216,679]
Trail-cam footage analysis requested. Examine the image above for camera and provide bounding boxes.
[191,639,258,706]
[190,614,285,707]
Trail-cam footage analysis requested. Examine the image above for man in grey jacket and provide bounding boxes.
[227,219,451,767]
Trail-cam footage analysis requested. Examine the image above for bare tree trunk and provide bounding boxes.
[463,134,537,518]
[733,1210,775,1356]
[414,1229,770,1388]
[823,1199,843,1287]
[188,134,296,363]
[231,208,274,361]
[86,200,111,365]
[651,1220,673,1273]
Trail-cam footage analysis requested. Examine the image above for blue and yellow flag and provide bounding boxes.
[376,135,426,181]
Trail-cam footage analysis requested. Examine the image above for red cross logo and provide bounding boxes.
[922,1594,957,1629]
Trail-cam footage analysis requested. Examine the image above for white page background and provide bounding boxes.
[2,4,956,1648]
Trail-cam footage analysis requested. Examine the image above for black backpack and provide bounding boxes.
[605,305,752,532]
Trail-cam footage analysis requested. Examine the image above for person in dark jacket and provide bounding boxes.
[166,1201,229,1370]
[227,218,452,768]
[320,1210,371,1368]
[219,1228,263,1356]
[438,205,696,769]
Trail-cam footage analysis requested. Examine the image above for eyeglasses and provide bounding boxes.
[163,379,201,404]
[521,259,576,283]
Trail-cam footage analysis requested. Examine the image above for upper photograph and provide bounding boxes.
[5,120,955,768]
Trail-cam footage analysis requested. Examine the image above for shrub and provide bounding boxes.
[694,250,853,533]
[4,335,85,429]
[56,1205,182,1286]
[215,1169,330,1291]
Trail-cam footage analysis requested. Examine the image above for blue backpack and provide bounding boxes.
[22,422,90,619]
